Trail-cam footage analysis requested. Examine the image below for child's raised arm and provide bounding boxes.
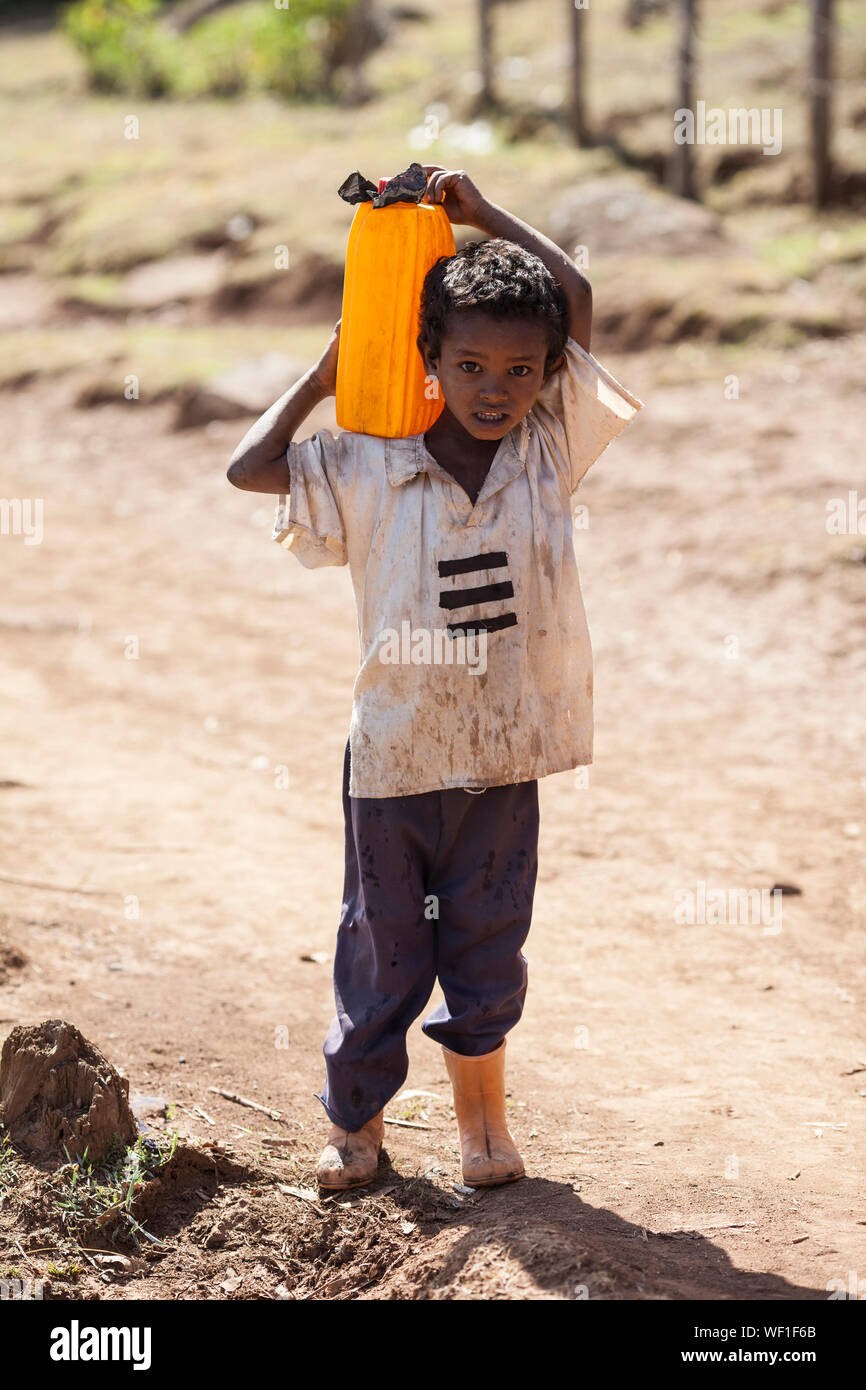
[423,167,592,352]
[227,320,340,493]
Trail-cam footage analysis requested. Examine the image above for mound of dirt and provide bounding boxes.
[132,1141,255,1225]
[0,1018,137,1165]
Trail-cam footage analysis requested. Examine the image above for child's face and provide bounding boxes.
[423,310,562,440]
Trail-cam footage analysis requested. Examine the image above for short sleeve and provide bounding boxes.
[529,337,644,494]
[272,428,348,569]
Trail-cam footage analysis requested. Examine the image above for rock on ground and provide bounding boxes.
[548,178,728,258]
[174,352,308,429]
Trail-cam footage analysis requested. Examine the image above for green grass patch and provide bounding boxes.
[0,1134,20,1198]
[46,1133,179,1249]
[46,1260,84,1283]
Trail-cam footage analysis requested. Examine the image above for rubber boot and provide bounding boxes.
[316,1111,384,1190]
[441,1039,525,1187]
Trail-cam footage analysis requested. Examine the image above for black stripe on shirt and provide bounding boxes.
[438,551,508,578]
[447,613,518,635]
[439,580,514,610]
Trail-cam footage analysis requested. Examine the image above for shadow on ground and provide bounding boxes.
[357,1165,828,1301]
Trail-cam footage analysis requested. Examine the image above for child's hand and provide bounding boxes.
[422,166,488,227]
[312,318,341,397]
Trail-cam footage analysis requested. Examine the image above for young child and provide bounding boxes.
[227,165,644,1191]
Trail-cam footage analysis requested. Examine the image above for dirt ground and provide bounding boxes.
[1,331,865,1301]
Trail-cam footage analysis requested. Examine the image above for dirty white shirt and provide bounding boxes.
[273,336,644,797]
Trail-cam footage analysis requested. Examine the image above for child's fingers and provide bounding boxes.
[425,170,445,204]
[427,169,463,207]
[423,164,454,201]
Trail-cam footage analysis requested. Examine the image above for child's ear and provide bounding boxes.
[542,353,565,382]
[420,345,438,375]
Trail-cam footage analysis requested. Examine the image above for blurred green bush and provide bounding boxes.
[63,0,357,100]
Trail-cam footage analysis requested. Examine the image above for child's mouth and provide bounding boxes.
[472,410,508,427]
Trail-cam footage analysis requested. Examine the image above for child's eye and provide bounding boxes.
[457,362,533,375]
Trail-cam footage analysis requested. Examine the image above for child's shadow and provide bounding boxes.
[367,1164,831,1300]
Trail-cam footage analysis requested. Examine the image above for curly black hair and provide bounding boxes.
[416,237,569,378]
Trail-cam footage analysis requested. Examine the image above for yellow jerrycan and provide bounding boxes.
[335,163,455,438]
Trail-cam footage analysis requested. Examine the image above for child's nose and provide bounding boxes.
[478,379,509,402]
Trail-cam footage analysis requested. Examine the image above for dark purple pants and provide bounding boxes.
[316,740,540,1132]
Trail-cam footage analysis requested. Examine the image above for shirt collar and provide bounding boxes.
[385,417,531,501]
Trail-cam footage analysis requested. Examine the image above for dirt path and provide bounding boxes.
[1,337,864,1300]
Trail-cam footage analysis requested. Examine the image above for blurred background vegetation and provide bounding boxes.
[1,0,864,414]
[62,0,358,100]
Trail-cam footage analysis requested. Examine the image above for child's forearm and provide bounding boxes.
[471,199,592,348]
[227,367,329,493]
